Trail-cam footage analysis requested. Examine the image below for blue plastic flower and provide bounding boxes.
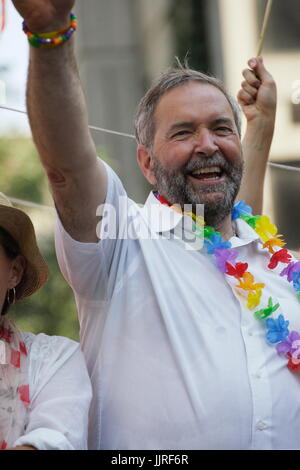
[232,200,253,220]
[292,270,300,292]
[204,233,232,255]
[266,314,290,344]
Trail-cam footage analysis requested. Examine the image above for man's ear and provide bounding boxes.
[8,255,26,290]
[137,145,157,185]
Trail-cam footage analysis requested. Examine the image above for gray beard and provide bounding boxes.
[151,152,244,228]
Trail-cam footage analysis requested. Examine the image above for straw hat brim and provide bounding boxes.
[0,205,49,301]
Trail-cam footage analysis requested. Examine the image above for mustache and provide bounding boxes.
[182,153,236,175]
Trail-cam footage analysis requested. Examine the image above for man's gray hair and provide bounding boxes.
[134,63,242,149]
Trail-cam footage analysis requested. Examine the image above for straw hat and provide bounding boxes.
[0,193,49,301]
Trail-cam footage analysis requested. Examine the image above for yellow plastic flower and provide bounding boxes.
[254,216,278,243]
[171,204,183,214]
[247,288,263,310]
[236,272,265,292]
[183,210,204,227]
[263,236,286,254]
[193,215,205,227]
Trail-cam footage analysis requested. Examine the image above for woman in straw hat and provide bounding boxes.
[0,193,92,450]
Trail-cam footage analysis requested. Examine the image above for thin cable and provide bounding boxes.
[2,106,300,172]
[9,162,300,213]
[9,196,55,211]
[0,105,26,115]
[1,103,300,213]
[2,105,300,172]
[268,162,300,173]
[0,105,136,140]
[3,103,299,174]
[89,125,135,140]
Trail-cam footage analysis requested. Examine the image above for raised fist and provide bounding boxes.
[11,0,75,32]
[237,57,277,124]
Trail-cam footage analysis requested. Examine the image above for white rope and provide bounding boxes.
[0,105,136,140]
[268,162,300,173]
[2,104,300,172]
[0,103,300,212]
[0,105,27,115]
[9,197,55,212]
[88,125,135,140]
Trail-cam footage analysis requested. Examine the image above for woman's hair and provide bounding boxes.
[0,227,20,315]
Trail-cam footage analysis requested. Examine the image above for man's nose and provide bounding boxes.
[193,129,218,156]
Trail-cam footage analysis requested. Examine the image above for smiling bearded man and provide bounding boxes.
[54,64,296,452]
[151,150,244,228]
[135,72,244,234]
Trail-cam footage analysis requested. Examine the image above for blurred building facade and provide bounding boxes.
[75,0,300,247]
[218,0,300,248]
[74,0,147,203]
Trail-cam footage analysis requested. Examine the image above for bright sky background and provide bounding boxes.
[0,1,30,134]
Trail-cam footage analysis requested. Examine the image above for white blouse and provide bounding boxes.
[12,332,92,450]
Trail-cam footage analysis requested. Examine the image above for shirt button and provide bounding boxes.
[248,331,253,336]
[255,373,261,379]
[257,421,266,431]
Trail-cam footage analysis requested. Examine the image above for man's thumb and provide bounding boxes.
[248,57,273,83]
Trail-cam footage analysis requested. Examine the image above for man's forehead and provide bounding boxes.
[154,82,235,126]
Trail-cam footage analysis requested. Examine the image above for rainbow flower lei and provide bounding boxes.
[157,195,300,372]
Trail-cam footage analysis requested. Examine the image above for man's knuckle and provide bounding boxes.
[264,78,275,87]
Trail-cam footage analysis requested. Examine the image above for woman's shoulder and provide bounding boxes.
[21,332,83,392]
[22,332,80,364]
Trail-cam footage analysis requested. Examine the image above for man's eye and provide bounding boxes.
[173,130,190,138]
[215,127,232,134]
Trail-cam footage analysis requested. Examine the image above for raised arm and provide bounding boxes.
[11,0,107,242]
[237,57,277,214]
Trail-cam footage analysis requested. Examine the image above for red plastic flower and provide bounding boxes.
[287,353,300,371]
[268,249,292,270]
[225,262,248,279]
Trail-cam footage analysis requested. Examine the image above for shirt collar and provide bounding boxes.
[140,191,183,233]
[231,218,261,248]
[141,191,261,247]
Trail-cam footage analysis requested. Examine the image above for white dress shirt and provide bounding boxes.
[55,161,300,450]
[13,333,92,450]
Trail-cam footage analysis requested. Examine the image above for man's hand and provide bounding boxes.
[237,57,277,214]
[11,0,75,32]
[237,56,277,125]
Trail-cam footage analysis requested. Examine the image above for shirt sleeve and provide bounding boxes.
[54,159,131,304]
[12,334,92,450]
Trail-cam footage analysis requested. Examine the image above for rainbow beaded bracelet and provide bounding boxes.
[23,13,77,48]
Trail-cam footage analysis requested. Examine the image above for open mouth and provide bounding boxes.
[189,166,225,182]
